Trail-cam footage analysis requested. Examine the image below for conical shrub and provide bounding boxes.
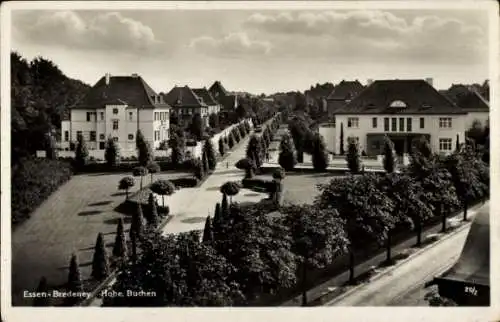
[202,216,213,243]
[33,276,51,306]
[113,218,128,261]
[130,203,145,240]
[91,233,110,280]
[221,193,229,218]
[67,253,83,292]
[148,193,159,227]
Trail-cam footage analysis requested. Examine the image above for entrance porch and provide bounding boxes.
[366,133,431,156]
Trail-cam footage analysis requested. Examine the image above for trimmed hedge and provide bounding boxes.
[74,159,194,173]
[12,158,73,226]
[241,178,275,192]
[170,176,200,188]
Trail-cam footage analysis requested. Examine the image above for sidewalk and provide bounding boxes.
[281,201,488,306]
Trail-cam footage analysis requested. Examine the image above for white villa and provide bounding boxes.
[319,78,490,156]
[60,73,171,152]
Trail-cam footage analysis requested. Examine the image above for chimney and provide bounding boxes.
[105,73,110,85]
[425,78,433,87]
[367,79,373,86]
[131,73,139,78]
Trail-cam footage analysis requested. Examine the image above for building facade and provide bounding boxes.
[208,80,239,111]
[163,86,210,126]
[320,79,475,156]
[60,73,170,151]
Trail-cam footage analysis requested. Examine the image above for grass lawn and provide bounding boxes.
[11,170,188,306]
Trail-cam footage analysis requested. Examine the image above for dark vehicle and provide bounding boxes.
[429,208,490,306]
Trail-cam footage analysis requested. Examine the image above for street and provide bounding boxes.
[326,220,471,306]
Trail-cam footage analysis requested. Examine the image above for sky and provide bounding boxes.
[10,7,491,94]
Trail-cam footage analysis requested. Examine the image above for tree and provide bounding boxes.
[202,216,214,244]
[221,193,229,218]
[346,137,361,174]
[67,253,83,292]
[339,122,345,155]
[203,138,217,170]
[236,104,247,120]
[105,136,120,168]
[209,113,219,129]
[202,151,209,174]
[45,133,57,160]
[193,158,205,180]
[278,133,297,171]
[272,168,285,182]
[218,138,225,156]
[91,233,110,280]
[150,180,176,210]
[129,203,145,241]
[118,176,135,200]
[136,130,153,167]
[311,134,329,171]
[113,218,128,261]
[315,174,395,283]
[169,125,186,166]
[220,181,241,204]
[190,113,205,141]
[33,276,51,306]
[284,204,348,305]
[212,202,222,240]
[383,135,396,174]
[74,132,89,169]
[132,166,148,190]
[236,158,256,179]
[146,162,161,184]
[148,193,159,227]
[455,134,460,151]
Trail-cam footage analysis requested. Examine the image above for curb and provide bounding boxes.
[323,205,483,306]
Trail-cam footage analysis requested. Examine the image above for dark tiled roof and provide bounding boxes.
[192,88,218,106]
[73,75,170,109]
[163,86,207,108]
[327,80,365,100]
[335,79,465,115]
[208,81,228,97]
[455,90,489,111]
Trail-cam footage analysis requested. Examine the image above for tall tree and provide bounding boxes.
[118,176,135,200]
[136,130,153,167]
[202,216,214,244]
[278,133,297,171]
[383,135,396,174]
[91,233,110,280]
[67,253,83,293]
[132,166,148,190]
[148,193,159,227]
[113,218,128,261]
[346,137,361,174]
[74,133,89,170]
[339,122,345,155]
[105,136,120,168]
[203,138,217,170]
[129,203,145,241]
[221,194,229,219]
[150,179,176,210]
[146,162,161,184]
[190,113,205,141]
[311,134,329,171]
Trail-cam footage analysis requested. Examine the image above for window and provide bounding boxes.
[99,142,105,150]
[372,117,377,128]
[113,108,119,114]
[129,112,133,121]
[406,118,412,132]
[113,120,119,130]
[87,112,91,122]
[439,117,452,128]
[100,112,104,121]
[347,117,359,128]
[154,112,159,121]
[419,118,425,129]
[128,134,134,140]
[384,118,389,131]
[439,138,453,151]
[76,131,82,139]
[64,131,69,141]
[154,130,160,141]
[399,118,405,132]
[391,118,397,131]
[99,134,105,140]
[90,131,96,142]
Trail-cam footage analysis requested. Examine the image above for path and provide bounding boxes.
[161,130,268,235]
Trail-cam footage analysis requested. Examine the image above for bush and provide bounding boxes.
[241,178,275,192]
[12,158,73,226]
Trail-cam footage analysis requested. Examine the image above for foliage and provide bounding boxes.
[236,158,256,179]
[221,194,229,219]
[202,216,214,244]
[132,166,148,189]
[146,162,161,183]
[136,130,153,167]
[209,113,219,129]
[246,135,263,168]
[220,181,241,197]
[105,136,120,168]
[203,138,217,170]
[12,158,73,226]
[169,125,186,166]
[218,138,226,156]
[346,137,361,174]
[113,218,128,260]
[190,113,205,141]
[150,179,176,208]
[339,122,345,155]
[33,277,51,306]
[118,176,135,199]
[272,168,286,181]
[193,158,205,180]
[91,233,110,280]
[228,133,235,149]
[383,135,396,174]
[74,133,89,170]
[67,253,83,292]
[278,133,297,171]
[148,193,159,227]
[44,133,58,160]
[130,204,146,241]
[311,134,329,171]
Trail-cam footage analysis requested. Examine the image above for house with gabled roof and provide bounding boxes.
[325,80,365,120]
[163,85,210,126]
[442,85,489,128]
[60,73,171,151]
[319,78,473,156]
[208,80,239,111]
[192,87,222,115]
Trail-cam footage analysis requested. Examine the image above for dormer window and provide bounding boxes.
[421,103,431,109]
[390,100,407,108]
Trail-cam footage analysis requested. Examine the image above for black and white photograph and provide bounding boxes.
[1,1,498,321]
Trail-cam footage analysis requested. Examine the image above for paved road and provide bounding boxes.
[326,221,471,306]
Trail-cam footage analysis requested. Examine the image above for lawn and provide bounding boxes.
[11,170,189,306]
[254,172,344,205]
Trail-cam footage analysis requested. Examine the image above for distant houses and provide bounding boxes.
[60,73,170,152]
